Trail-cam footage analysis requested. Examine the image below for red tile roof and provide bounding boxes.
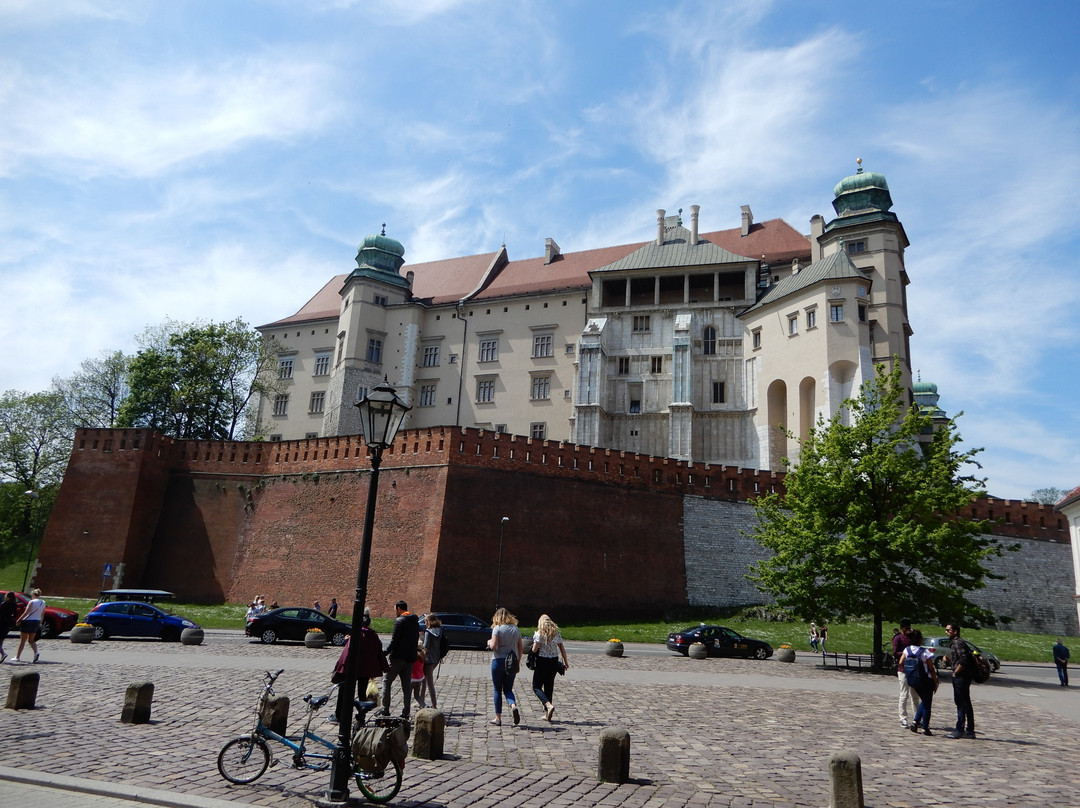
[260,218,810,328]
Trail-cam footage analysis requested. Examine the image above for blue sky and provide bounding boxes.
[2,1,1078,501]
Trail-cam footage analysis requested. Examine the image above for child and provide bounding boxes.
[411,641,427,708]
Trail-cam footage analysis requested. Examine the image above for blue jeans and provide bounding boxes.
[952,674,974,733]
[490,657,517,715]
[912,682,934,729]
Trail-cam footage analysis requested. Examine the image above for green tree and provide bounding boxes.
[0,391,72,569]
[53,350,130,428]
[1028,487,1066,505]
[118,319,281,440]
[748,363,1010,669]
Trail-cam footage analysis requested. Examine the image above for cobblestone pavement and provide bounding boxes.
[1,635,1078,807]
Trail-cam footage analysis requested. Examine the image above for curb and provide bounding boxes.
[0,766,242,808]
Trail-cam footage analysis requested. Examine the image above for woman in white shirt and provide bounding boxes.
[530,614,570,722]
[15,588,46,663]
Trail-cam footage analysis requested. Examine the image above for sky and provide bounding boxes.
[1,0,1078,501]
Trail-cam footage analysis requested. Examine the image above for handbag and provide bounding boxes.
[556,659,566,676]
[504,651,519,675]
[525,648,538,670]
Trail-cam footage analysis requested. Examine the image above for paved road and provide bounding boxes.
[2,632,1078,807]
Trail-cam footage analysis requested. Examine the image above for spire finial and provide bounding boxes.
[381,223,386,236]
[856,157,863,174]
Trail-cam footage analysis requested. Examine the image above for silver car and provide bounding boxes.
[922,636,1001,673]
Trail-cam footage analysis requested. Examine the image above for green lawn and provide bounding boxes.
[23,595,1068,665]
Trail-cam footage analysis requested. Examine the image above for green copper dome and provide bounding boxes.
[912,381,938,395]
[347,227,410,290]
[832,165,893,218]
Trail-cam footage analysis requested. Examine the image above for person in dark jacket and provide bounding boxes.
[945,623,976,739]
[380,600,420,719]
[330,607,387,722]
[0,591,18,663]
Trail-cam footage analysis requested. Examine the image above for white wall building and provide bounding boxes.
[257,166,912,471]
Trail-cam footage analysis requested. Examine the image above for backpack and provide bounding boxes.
[903,647,928,687]
[972,651,991,684]
[438,628,450,661]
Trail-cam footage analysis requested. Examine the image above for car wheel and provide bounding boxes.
[990,659,1000,673]
[753,646,770,660]
[933,656,947,670]
[331,631,348,647]
[93,624,108,640]
[260,629,277,645]
[39,618,56,639]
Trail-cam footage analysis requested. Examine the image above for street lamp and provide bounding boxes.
[325,382,410,804]
[22,490,40,592]
[494,516,509,611]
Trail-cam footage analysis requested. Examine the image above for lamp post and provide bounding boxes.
[494,516,509,610]
[325,382,410,804]
[22,490,40,592]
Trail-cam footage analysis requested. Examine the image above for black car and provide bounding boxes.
[666,624,773,660]
[246,606,350,646]
[421,612,490,649]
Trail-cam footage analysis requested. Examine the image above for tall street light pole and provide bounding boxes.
[325,382,410,805]
[22,490,40,592]
[494,516,509,611]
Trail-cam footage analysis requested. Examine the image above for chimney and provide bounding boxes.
[810,214,825,262]
[690,205,700,244]
[406,270,415,288]
[545,237,561,265]
[657,209,666,245]
[740,205,753,236]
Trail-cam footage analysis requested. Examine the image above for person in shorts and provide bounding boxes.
[15,588,46,663]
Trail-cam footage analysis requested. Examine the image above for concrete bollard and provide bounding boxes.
[5,670,39,710]
[597,726,630,784]
[259,694,290,736]
[411,708,445,760]
[829,751,864,808]
[121,681,155,724]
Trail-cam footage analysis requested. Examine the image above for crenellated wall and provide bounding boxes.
[36,427,1072,631]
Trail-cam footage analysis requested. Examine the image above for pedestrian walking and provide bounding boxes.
[14,588,46,663]
[944,623,976,739]
[530,614,570,722]
[893,617,921,728]
[313,600,323,613]
[327,598,338,618]
[487,607,523,726]
[421,614,446,709]
[330,607,387,723]
[380,600,420,719]
[819,622,829,654]
[809,621,819,652]
[0,591,18,663]
[1054,638,1070,687]
[899,629,938,735]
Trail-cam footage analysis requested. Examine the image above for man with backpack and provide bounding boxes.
[945,623,977,739]
[899,629,938,735]
[892,618,921,728]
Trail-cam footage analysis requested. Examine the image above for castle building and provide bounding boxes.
[258,165,912,470]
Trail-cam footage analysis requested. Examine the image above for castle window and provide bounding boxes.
[531,375,551,401]
[703,326,717,355]
[373,294,388,306]
[788,315,798,336]
[617,357,630,375]
[477,379,495,403]
[309,392,325,413]
[858,304,867,323]
[847,240,867,254]
[530,422,547,440]
[423,345,440,367]
[651,356,663,374]
[278,358,294,379]
[272,394,289,416]
[313,352,331,376]
[532,333,554,358]
[806,309,816,330]
[479,338,499,362]
[830,304,844,323]
[419,384,436,407]
[632,315,650,332]
[752,329,762,350]
[366,337,383,363]
[712,381,725,404]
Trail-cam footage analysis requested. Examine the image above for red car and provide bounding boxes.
[0,591,80,639]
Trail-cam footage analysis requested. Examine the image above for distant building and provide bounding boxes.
[257,165,912,470]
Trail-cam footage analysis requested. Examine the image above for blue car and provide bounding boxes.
[86,600,199,641]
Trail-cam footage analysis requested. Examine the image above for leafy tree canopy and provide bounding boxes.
[53,350,130,428]
[748,363,1012,666]
[1028,487,1066,506]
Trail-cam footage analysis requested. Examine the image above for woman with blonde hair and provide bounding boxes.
[531,614,569,721]
[15,588,46,663]
[486,607,523,726]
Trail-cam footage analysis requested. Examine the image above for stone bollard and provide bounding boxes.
[597,726,630,784]
[411,708,444,760]
[259,694,290,736]
[688,642,709,660]
[829,751,864,808]
[5,670,39,710]
[121,681,155,724]
[180,627,204,645]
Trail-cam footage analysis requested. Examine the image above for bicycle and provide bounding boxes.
[216,669,406,803]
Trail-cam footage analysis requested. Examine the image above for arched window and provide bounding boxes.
[703,326,717,355]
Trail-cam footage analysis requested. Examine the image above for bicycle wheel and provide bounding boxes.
[217,735,270,784]
[354,757,402,803]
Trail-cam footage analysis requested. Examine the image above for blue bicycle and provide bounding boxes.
[216,669,405,802]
